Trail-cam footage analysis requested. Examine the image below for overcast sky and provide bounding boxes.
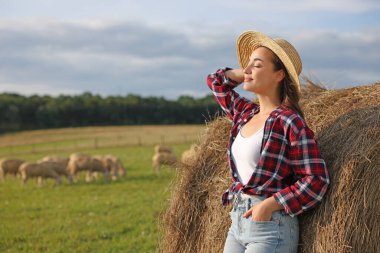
[0,0,379,98]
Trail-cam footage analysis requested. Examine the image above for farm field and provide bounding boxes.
[0,124,205,253]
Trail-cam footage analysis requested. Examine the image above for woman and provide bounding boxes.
[207,30,330,253]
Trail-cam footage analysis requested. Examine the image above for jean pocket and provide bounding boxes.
[247,218,280,243]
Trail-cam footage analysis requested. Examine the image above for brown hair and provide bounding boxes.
[271,50,305,119]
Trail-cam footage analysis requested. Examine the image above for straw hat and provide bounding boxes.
[236,30,302,93]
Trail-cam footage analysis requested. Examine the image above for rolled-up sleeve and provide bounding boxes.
[207,68,252,120]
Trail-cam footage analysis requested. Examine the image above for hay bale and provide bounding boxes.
[160,83,380,253]
[301,83,380,133]
[160,117,231,253]
[298,105,380,252]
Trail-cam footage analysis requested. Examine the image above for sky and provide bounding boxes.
[0,0,379,99]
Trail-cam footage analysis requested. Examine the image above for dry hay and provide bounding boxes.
[159,117,231,253]
[301,82,380,133]
[159,83,380,253]
[298,105,380,252]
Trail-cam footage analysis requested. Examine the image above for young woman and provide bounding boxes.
[207,30,330,253]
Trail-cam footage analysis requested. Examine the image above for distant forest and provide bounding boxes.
[0,92,223,133]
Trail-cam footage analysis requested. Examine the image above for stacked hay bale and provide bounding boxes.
[160,82,380,253]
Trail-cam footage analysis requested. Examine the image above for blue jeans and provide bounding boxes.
[223,194,299,253]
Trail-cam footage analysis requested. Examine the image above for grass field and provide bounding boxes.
[0,125,205,253]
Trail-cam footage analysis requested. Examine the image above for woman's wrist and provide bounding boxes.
[225,69,244,83]
[262,196,283,212]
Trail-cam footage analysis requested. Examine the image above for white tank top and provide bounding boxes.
[231,127,264,185]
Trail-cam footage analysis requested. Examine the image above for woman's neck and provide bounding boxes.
[256,94,282,115]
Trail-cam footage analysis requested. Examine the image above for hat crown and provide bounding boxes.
[274,39,302,75]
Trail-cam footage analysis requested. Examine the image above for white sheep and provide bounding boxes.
[38,156,73,184]
[67,153,110,182]
[0,158,24,182]
[91,155,126,181]
[107,155,126,179]
[154,145,173,154]
[19,162,62,186]
[152,152,177,175]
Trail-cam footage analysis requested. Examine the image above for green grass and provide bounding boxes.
[0,140,192,253]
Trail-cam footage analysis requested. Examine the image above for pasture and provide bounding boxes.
[0,125,204,253]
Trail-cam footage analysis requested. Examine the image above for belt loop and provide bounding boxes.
[233,195,237,211]
[248,198,251,209]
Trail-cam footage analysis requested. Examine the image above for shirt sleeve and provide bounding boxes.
[273,116,330,217]
[206,68,252,120]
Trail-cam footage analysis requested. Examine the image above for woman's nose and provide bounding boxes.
[243,65,251,74]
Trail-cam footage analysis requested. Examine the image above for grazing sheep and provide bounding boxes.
[107,155,126,179]
[154,145,173,154]
[92,155,116,180]
[0,159,24,182]
[113,156,126,177]
[19,162,62,186]
[38,156,73,184]
[67,153,109,182]
[92,155,126,181]
[152,152,177,175]
[181,144,200,165]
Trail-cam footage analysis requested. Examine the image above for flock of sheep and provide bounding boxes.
[0,154,126,186]
[0,144,199,185]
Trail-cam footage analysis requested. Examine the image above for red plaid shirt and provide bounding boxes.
[207,68,330,217]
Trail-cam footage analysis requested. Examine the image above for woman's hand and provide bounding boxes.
[243,196,283,221]
[225,69,244,83]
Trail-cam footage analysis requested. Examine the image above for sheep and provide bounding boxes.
[0,159,24,182]
[154,145,172,154]
[37,156,73,184]
[114,156,126,177]
[107,155,126,179]
[152,152,177,175]
[19,162,62,186]
[92,155,116,180]
[91,155,126,181]
[67,153,110,182]
[181,144,200,165]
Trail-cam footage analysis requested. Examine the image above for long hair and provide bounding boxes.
[271,51,305,119]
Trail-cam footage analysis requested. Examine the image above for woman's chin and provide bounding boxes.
[243,83,255,92]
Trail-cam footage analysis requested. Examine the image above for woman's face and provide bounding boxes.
[243,47,284,95]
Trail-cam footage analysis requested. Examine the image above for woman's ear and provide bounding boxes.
[276,69,285,83]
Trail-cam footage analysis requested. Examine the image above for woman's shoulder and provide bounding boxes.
[272,105,308,131]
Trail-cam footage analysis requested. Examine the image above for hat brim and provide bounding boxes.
[236,30,300,92]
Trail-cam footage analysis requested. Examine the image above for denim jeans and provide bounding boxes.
[223,193,299,253]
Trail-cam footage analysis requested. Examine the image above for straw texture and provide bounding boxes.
[160,82,380,253]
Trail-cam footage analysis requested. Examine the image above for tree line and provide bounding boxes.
[0,92,222,134]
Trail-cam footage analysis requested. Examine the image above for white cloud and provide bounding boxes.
[232,0,380,13]
[0,18,378,99]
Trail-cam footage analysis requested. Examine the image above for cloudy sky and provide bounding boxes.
[0,0,379,99]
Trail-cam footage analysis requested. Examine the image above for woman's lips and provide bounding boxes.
[244,78,253,82]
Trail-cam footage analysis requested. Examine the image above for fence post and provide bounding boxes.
[137,136,142,146]
[161,135,165,144]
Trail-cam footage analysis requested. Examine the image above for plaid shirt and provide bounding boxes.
[207,68,330,217]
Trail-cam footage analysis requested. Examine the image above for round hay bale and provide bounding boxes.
[298,105,380,253]
[301,83,380,133]
[159,117,231,253]
[159,83,380,253]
